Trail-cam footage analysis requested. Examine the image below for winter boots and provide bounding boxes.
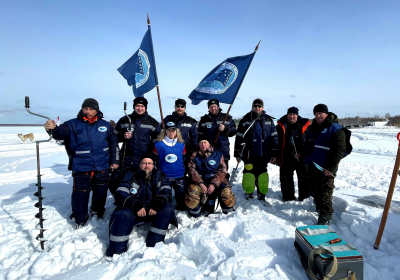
[70,213,89,229]
[317,213,332,225]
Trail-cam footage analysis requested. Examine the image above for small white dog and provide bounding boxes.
[18,133,35,144]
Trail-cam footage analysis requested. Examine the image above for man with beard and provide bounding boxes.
[109,97,161,194]
[106,155,177,256]
[234,99,278,202]
[276,107,311,201]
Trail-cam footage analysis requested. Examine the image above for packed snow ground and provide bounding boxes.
[0,126,399,279]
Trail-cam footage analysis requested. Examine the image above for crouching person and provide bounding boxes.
[106,155,178,257]
[186,139,236,218]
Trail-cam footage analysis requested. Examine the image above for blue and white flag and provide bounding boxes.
[188,52,255,105]
[117,25,159,97]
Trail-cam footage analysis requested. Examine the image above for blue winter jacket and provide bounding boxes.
[114,168,178,227]
[115,111,161,170]
[234,111,279,162]
[164,112,198,153]
[198,109,236,160]
[50,110,120,172]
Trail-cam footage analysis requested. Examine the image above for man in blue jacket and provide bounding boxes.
[304,104,349,225]
[234,99,279,202]
[163,98,198,155]
[44,98,119,228]
[106,154,178,257]
[198,99,236,171]
[110,97,161,194]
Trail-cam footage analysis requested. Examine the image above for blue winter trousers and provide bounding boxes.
[106,204,175,256]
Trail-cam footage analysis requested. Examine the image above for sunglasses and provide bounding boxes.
[176,105,185,108]
[253,104,263,108]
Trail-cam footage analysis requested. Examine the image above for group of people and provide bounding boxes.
[44,96,350,256]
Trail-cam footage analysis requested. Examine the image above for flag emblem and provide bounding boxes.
[165,154,178,163]
[195,62,238,94]
[136,49,151,88]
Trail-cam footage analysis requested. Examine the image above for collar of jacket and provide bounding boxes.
[131,111,148,121]
[311,112,338,130]
[172,111,186,122]
[250,110,265,121]
[77,110,103,121]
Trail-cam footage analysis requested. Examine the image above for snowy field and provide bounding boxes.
[0,126,400,279]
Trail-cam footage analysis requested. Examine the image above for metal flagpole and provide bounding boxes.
[374,132,400,249]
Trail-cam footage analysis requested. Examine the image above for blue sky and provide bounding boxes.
[1,0,399,124]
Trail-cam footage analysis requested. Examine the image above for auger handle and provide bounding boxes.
[25,96,30,108]
[124,102,127,111]
[397,132,400,146]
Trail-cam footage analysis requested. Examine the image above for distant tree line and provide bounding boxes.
[338,113,400,127]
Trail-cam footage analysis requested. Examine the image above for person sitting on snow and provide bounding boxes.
[153,122,187,211]
[106,154,178,257]
[186,139,236,218]
[44,98,119,229]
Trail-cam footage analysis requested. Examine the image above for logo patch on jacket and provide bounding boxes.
[98,126,107,132]
[209,160,216,165]
[165,154,178,163]
[321,128,327,133]
[207,124,212,128]
[130,187,138,194]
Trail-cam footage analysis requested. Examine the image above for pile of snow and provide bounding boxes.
[0,126,399,279]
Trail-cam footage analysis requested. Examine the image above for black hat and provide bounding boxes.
[287,106,299,115]
[207,98,219,108]
[165,121,177,130]
[313,104,329,114]
[252,98,264,106]
[139,152,154,163]
[175,98,186,107]
[133,97,148,110]
[82,98,99,111]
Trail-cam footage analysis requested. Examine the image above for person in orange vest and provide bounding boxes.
[276,107,311,201]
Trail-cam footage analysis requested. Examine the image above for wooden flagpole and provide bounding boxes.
[213,41,261,146]
[374,132,400,249]
[148,14,165,129]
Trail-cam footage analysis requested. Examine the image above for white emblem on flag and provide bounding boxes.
[195,62,238,94]
[136,49,151,89]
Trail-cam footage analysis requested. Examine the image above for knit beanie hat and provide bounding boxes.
[133,97,148,110]
[252,98,264,106]
[175,98,186,107]
[313,104,329,114]
[207,98,220,108]
[287,106,299,115]
[82,98,99,111]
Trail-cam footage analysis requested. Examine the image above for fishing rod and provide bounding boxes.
[25,96,53,251]
[120,102,133,180]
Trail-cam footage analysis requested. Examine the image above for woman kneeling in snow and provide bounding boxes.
[153,122,187,211]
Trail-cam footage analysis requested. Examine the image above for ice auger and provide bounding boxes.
[25,96,52,250]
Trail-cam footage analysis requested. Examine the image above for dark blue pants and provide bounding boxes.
[106,204,175,256]
[189,182,234,218]
[166,177,186,211]
[71,170,110,224]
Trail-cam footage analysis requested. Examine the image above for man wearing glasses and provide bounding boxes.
[163,99,198,155]
[106,154,178,257]
[234,99,279,202]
